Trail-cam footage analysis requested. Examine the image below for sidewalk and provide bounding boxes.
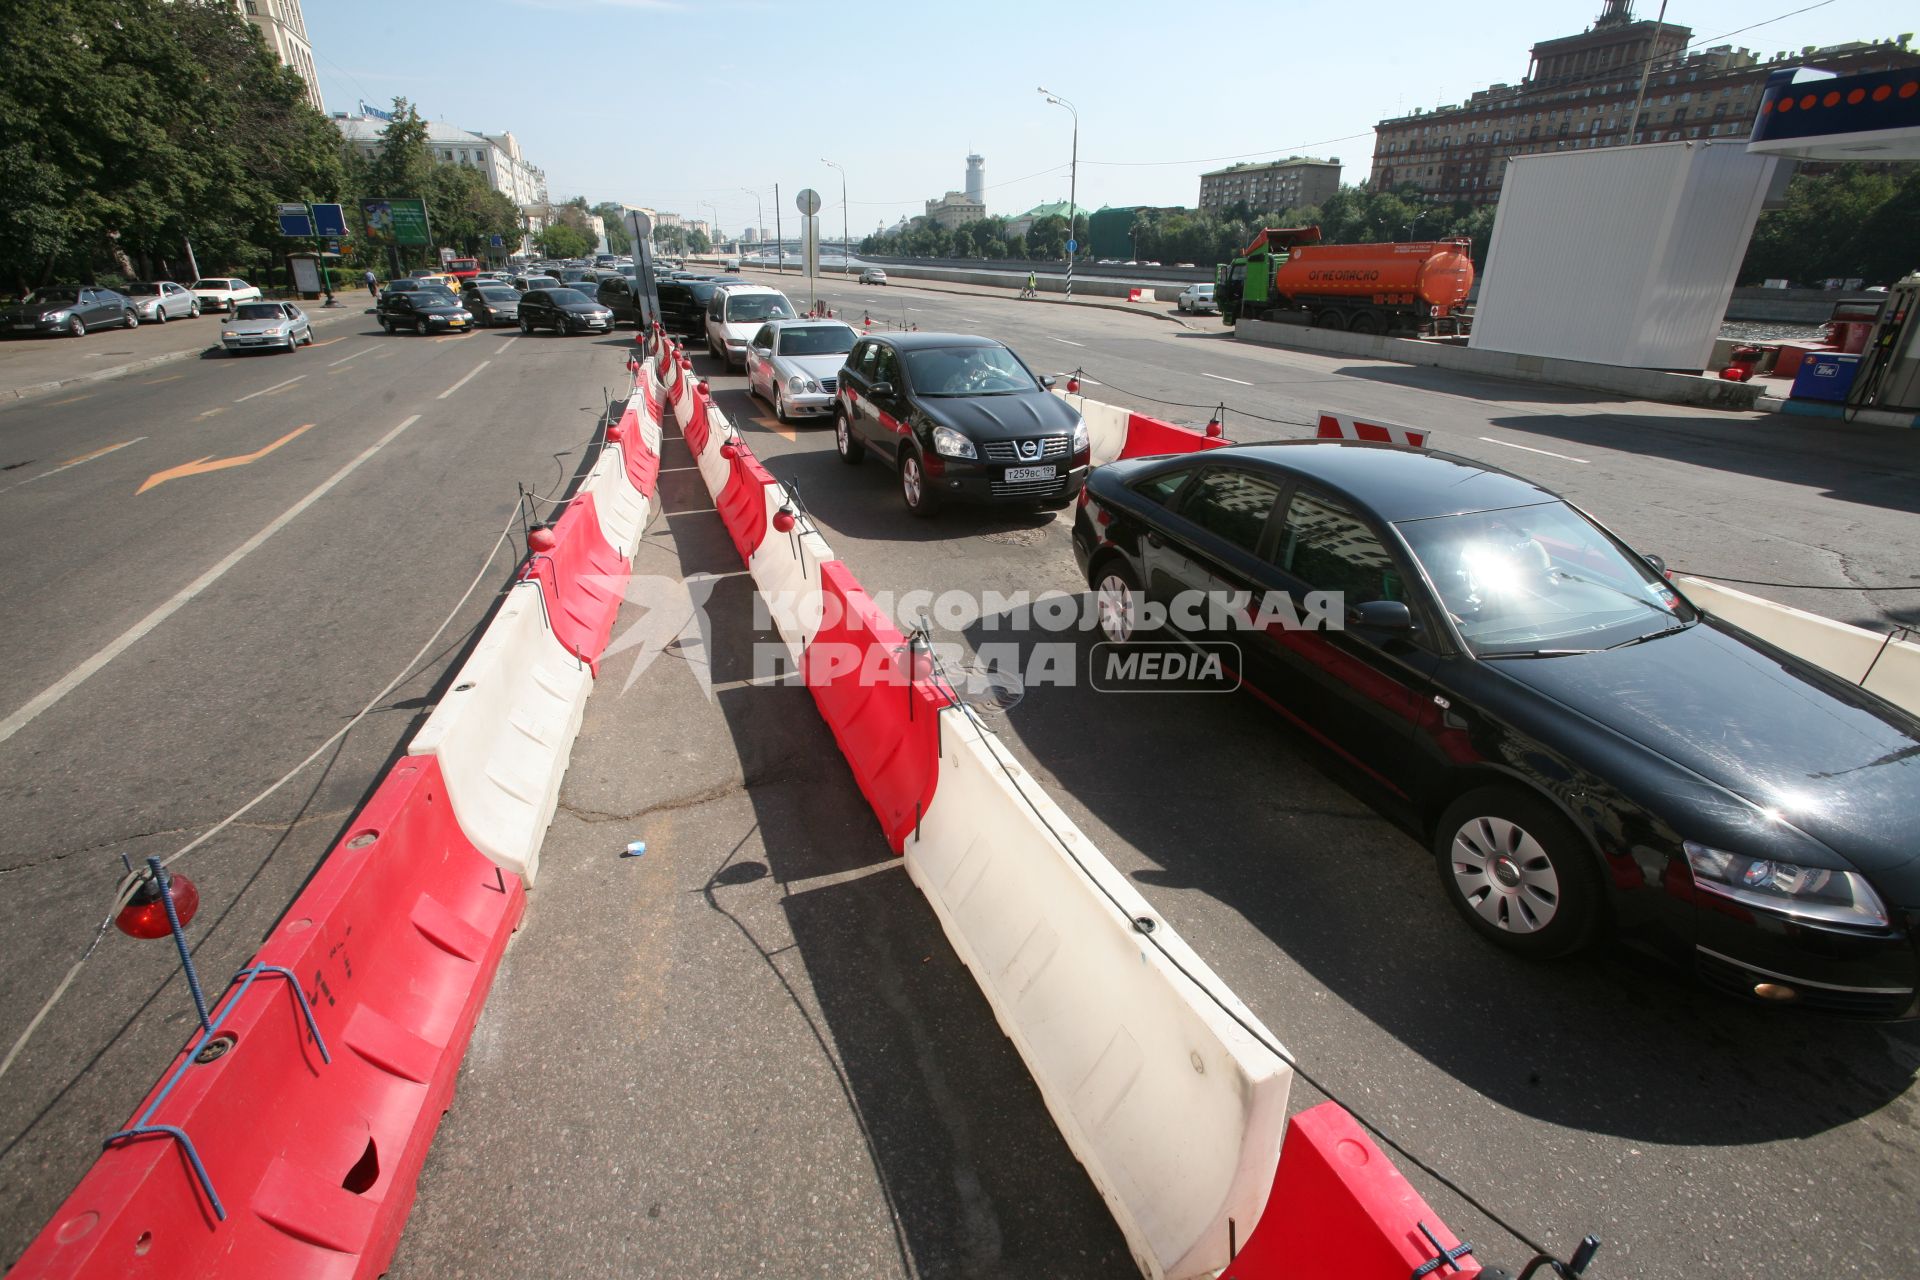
[734,265,1197,329]
[387,415,1129,1276]
[0,298,372,404]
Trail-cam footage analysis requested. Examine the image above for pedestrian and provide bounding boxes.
[363,268,377,295]
[1023,270,1038,299]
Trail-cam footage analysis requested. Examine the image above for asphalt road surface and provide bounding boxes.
[687,273,1920,1279]
[0,314,633,1259]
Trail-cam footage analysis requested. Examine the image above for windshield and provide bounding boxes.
[191,280,228,291]
[726,294,795,322]
[778,325,856,357]
[1397,501,1690,656]
[477,287,517,301]
[903,345,1037,396]
[126,282,162,296]
[29,287,80,304]
[234,303,281,320]
[418,287,459,304]
[550,288,592,304]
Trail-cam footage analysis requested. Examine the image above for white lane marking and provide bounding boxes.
[328,345,373,368]
[0,438,148,495]
[1049,337,1085,348]
[0,415,424,747]
[1201,372,1252,386]
[234,374,306,403]
[1479,436,1589,464]
[496,336,520,355]
[437,360,492,400]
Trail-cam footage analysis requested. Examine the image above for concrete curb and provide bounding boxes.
[1753,394,1920,429]
[2,305,369,407]
[735,267,1196,330]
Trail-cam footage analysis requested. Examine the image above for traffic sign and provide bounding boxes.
[325,239,340,254]
[796,188,821,216]
[490,234,504,248]
[277,203,314,237]
[624,210,652,243]
[1066,238,1077,253]
[311,202,347,236]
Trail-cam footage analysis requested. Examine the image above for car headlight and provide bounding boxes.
[1683,841,1890,928]
[1072,419,1090,453]
[931,425,976,459]
[787,373,821,395]
[44,310,70,322]
[222,330,237,338]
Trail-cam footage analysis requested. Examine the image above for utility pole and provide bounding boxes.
[822,158,849,277]
[1039,88,1079,301]
[774,183,784,274]
[1623,0,1669,145]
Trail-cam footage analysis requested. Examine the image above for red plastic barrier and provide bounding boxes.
[685,384,712,455]
[606,411,660,499]
[521,491,628,669]
[1219,1102,1486,1279]
[1315,411,1429,448]
[12,756,524,1280]
[1119,411,1231,459]
[715,445,774,563]
[801,561,946,852]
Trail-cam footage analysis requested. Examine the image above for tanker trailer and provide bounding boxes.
[1217,226,1474,335]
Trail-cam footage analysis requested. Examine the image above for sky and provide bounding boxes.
[304,0,1915,236]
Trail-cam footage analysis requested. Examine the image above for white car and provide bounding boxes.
[704,284,796,368]
[191,277,262,314]
[221,301,313,354]
[123,281,200,322]
[859,267,888,286]
[1176,283,1217,314]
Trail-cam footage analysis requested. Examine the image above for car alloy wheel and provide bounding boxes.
[899,450,938,517]
[415,318,427,336]
[835,413,865,464]
[124,312,137,329]
[1433,787,1600,958]
[153,306,168,324]
[1094,566,1141,643]
[774,388,787,424]
[189,301,200,318]
[67,316,85,338]
[520,316,532,334]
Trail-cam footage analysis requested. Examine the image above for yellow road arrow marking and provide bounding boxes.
[137,424,314,494]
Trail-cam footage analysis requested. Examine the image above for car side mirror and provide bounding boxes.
[752,346,771,357]
[1042,375,1058,388]
[1643,553,1668,578]
[870,381,895,397]
[1346,599,1415,633]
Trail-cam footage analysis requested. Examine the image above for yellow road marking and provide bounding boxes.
[63,440,137,467]
[47,394,93,406]
[196,407,226,420]
[309,336,346,349]
[142,374,185,385]
[138,423,314,494]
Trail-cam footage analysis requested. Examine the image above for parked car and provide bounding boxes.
[834,332,1087,516]
[1176,283,1217,314]
[377,289,472,334]
[510,274,561,293]
[1,285,138,337]
[595,276,652,328]
[190,277,261,314]
[1074,441,1920,1015]
[703,284,795,367]
[462,284,522,327]
[123,280,200,322]
[745,319,858,422]
[221,300,313,353]
[859,267,888,286]
[519,287,614,335]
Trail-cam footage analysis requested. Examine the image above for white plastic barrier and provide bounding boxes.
[695,404,736,498]
[409,580,593,882]
[1680,576,1920,717]
[905,707,1292,1280]
[745,483,834,662]
[1052,389,1147,467]
[581,442,649,558]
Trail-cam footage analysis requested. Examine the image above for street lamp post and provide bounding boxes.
[741,187,764,261]
[1038,87,1079,302]
[821,158,849,278]
[702,201,720,256]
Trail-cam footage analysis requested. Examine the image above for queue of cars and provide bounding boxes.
[0,275,271,338]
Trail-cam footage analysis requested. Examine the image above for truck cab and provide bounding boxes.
[1215,225,1321,326]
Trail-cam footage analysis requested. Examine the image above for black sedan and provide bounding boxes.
[834,332,1088,516]
[462,284,521,328]
[377,288,472,335]
[2,285,137,338]
[518,287,613,336]
[1074,441,1920,1017]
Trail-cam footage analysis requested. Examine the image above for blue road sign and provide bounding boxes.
[490,234,505,247]
[1066,238,1077,253]
[311,203,347,236]
[277,203,314,237]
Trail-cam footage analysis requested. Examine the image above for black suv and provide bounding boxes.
[833,332,1089,516]
[657,276,718,336]
[595,276,652,329]
[378,288,472,335]
[518,287,614,336]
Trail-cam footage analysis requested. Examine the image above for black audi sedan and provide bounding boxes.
[518,287,613,336]
[833,332,1088,516]
[1074,441,1920,1016]
[378,288,471,335]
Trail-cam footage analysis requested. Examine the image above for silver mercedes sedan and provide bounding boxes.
[123,281,201,322]
[743,318,859,423]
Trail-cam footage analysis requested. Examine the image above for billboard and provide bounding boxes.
[359,198,431,246]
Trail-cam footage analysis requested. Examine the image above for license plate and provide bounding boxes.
[13,324,35,331]
[1005,465,1057,482]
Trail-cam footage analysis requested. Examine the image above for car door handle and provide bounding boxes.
[1145,530,1166,548]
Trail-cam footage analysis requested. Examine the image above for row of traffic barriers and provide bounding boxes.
[646,331,1496,1279]
[11,361,668,1278]
[1049,381,1431,461]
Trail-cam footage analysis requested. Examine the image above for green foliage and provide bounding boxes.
[1740,165,1914,286]
[0,0,344,291]
[593,203,631,256]
[536,223,592,260]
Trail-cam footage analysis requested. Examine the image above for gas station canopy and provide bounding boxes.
[1746,64,1920,162]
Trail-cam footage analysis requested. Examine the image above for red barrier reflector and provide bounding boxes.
[519,491,628,669]
[1118,411,1232,459]
[12,756,524,1280]
[801,561,946,852]
[1219,1102,1485,1279]
[715,444,774,563]
[1316,411,1429,449]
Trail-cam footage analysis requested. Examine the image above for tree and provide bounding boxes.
[1028,215,1069,260]
[1741,164,1906,286]
[593,203,631,255]
[535,223,592,260]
